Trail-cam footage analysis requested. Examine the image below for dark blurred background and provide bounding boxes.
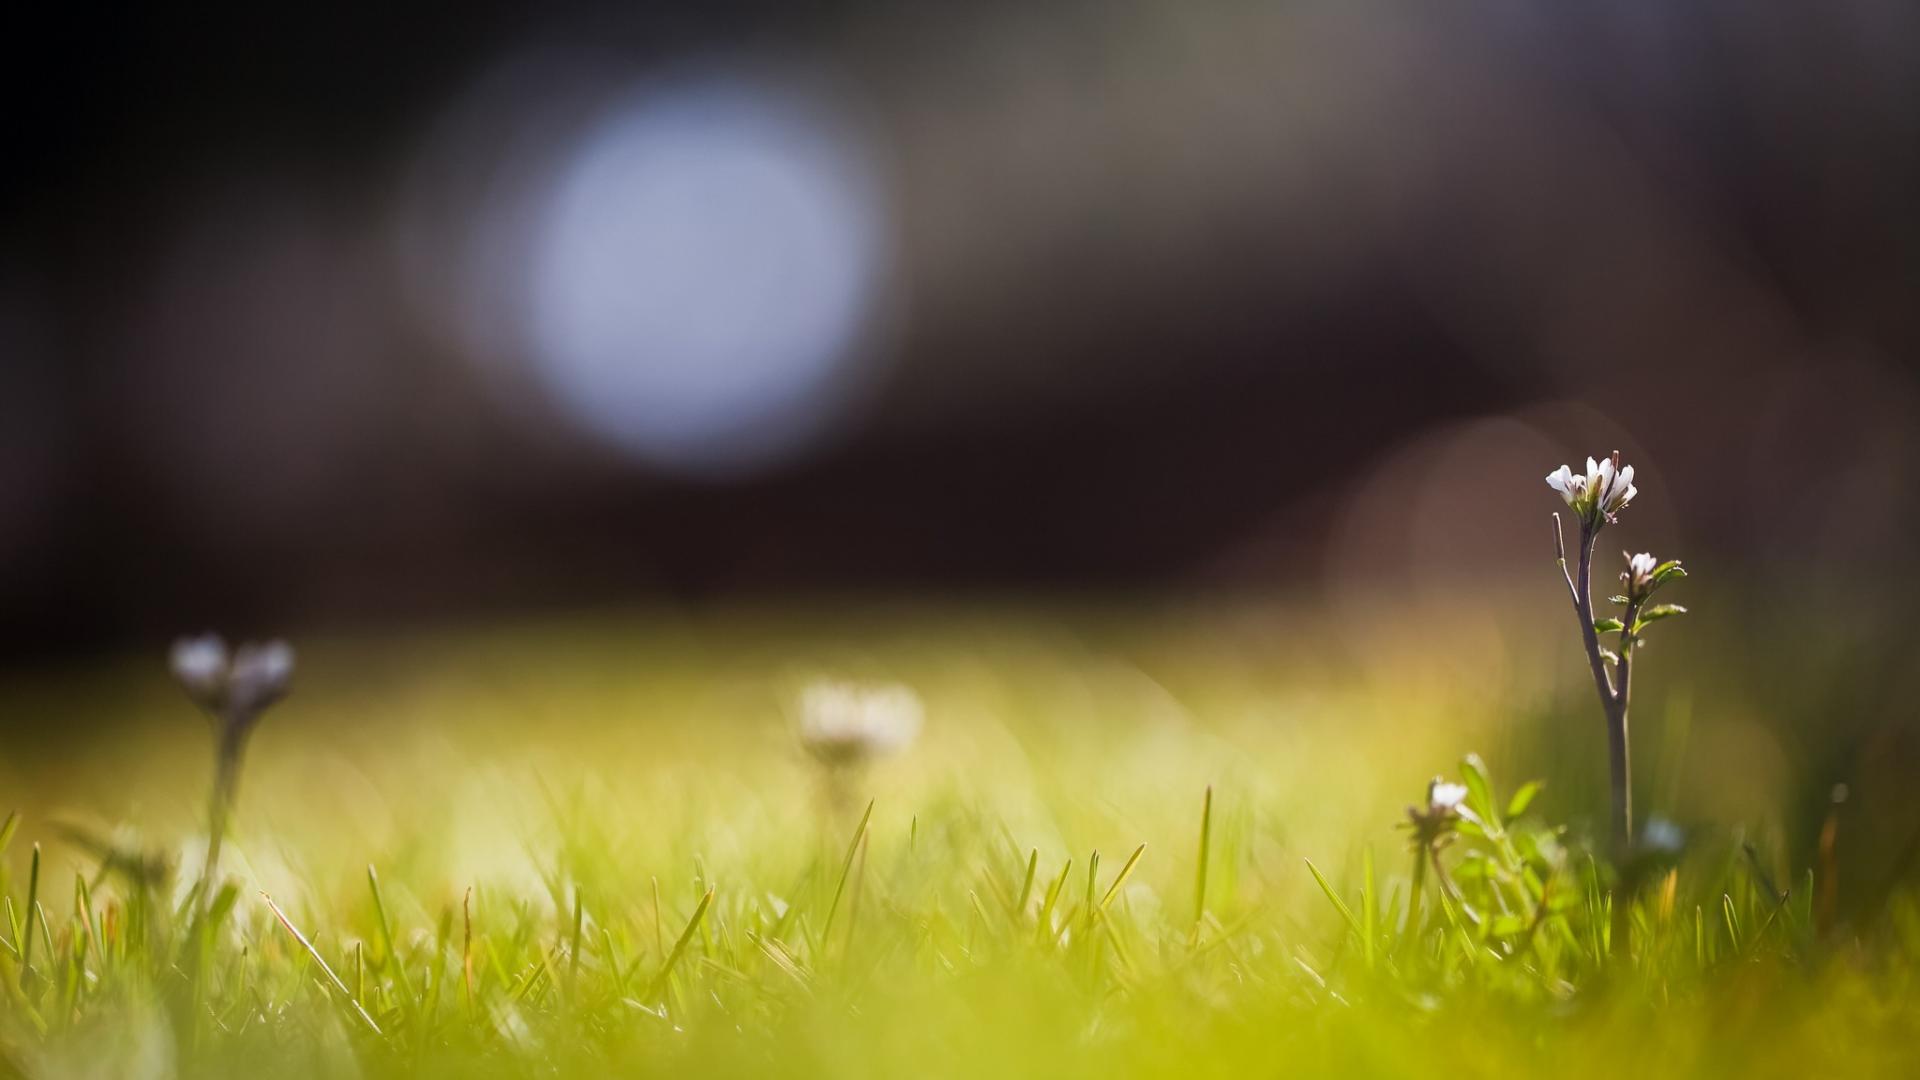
[4,1,1918,659]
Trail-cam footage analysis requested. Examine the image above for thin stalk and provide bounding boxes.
[199,725,247,911]
[1406,845,1427,940]
[1562,516,1633,961]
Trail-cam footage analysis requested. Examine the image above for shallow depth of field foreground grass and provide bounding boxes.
[1,597,1917,1077]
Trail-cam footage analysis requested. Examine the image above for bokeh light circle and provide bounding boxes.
[523,76,888,473]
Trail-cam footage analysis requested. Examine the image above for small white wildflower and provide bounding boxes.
[1597,457,1637,517]
[1623,551,1660,597]
[1546,453,1637,525]
[1626,552,1659,583]
[797,680,923,767]
[1428,781,1469,812]
[1544,464,1590,509]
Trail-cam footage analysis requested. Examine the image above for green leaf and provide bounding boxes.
[1459,753,1500,829]
[1637,604,1688,625]
[1506,780,1542,819]
[1652,561,1687,584]
[1593,618,1625,634]
[1607,595,1630,605]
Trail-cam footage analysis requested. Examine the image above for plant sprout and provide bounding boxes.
[1547,452,1688,955]
[169,634,295,906]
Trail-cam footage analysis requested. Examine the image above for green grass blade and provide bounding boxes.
[1304,859,1367,952]
[1102,844,1147,911]
[366,865,418,1012]
[1194,786,1213,934]
[19,843,40,979]
[645,888,714,1001]
[262,892,383,1035]
[821,800,875,944]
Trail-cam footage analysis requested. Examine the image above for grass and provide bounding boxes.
[0,597,1916,1077]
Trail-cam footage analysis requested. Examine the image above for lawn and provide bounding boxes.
[0,596,1915,1077]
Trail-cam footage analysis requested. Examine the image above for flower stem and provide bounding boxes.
[199,724,248,910]
[1569,524,1633,960]
[1406,845,1427,940]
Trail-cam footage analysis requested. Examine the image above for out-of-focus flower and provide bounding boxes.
[1428,781,1468,812]
[1638,816,1684,856]
[170,634,295,732]
[171,634,231,711]
[229,641,295,717]
[797,679,922,767]
[1405,777,1473,850]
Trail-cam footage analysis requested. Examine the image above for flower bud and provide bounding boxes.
[1624,551,1659,596]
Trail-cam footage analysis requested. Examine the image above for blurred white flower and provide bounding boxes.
[229,640,296,716]
[170,633,231,709]
[1428,781,1469,812]
[797,679,922,767]
[169,633,295,729]
[1639,816,1685,855]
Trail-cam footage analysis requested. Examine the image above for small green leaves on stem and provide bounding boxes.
[1636,604,1688,626]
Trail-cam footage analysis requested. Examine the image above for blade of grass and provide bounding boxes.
[1015,849,1040,920]
[1193,786,1213,938]
[18,844,40,984]
[462,887,474,1015]
[262,892,383,1035]
[820,800,875,944]
[1304,859,1365,950]
[1101,844,1148,911]
[644,888,714,1001]
[1035,858,1073,945]
[1362,847,1377,970]
[366,865,418,1013]
[569,888,585,998]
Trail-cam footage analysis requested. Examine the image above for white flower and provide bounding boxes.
[169,634,295,727]
[1544,464,1589,508]
[797,680,923,766]
[1596,458,1637,516]
[1428,780,1469,812]
[1626,551,1659,590]
[1546,454,1637,523]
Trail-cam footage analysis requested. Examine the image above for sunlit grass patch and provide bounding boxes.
[0,599,1914,1076]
